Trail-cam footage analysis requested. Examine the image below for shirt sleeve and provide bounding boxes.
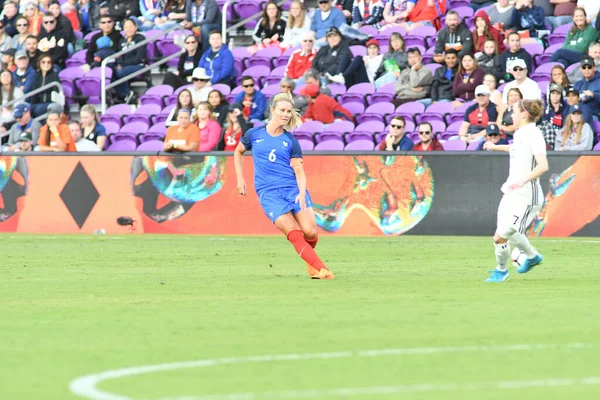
[240,128,254,150]
[96,123,107,136]
[530,129,547,155]
[289,134,303,158]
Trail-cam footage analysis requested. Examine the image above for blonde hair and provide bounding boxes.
[80,104,99,123]
[270,92,301,131]
[288,0,306,29]
[516,99,543,123]
[196,101,216,121]
[561,112,584,146]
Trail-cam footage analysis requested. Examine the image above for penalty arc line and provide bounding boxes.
[69,342,593,400]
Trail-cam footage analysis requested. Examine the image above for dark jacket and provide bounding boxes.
[252,18,286,44]
[573,72,600,116]
[86,30,123,65]
[198,44,235,85]
[116,33,146,66]
[509,5,545,37]
[312,41,352,76]
[108,0,140,22]
[2,13,18,37]
[233,90,267,120]
[186,0,222,26]
[375,50,408,79]
[494,48,532,82]
[433,22,473,58]
[177,50,202,81]
[453,67,485,101]
[30,70,61,104]
[37,29,69,68]
[431,65,458,102]
[13,66,37,94]
[213,102,229,126]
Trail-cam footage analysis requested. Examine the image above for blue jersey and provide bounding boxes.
[240,126,303,193]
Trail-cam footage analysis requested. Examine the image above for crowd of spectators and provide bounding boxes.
[1,0,600,152]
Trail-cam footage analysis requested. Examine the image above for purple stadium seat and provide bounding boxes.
[148,121,168,134]
[315,131,344,143]
[594,143,600,151]
[467,138,484,151]
[532,62,560,78]
[156,30,187,60]
[343,101,365,115]
[326,120,355,133]
[238,65,271,85]
[102,121,120,135]
[59,66,85,82]
[232,47,252,61]
[153,105,175,124]
[125,104,162,124]
[106,141,136,152]
[356,102,395,124]
[350,45,366,57]
[537,43,563,65]
[425,63,442,75]
[314,139,344,151]
[359,25,378,36]
[565,62,580,75]
[65,49,86,68]
[247,47,283,69]
[522,43,544,57]
[78,67,112,100]
[298,139,315,151]
[261,85,281,98]
[408,131,420,142]
[346,131,374,142]
[262,65,286,86]
[100,104,133,126]
[449,0,470,7]
[338,83,375,105]
[211,83,231,96]
[453,6,474,20]
[426,120,447,134]
[136,140,165,151]
[553,23,573,35]
[139,85,173,108]
[422,46,436,65]
[404,26,436,48]
[538,81,550,97]
[293,131,313,141]
[446,120,464,134]
[548,33,567,46]
[345,139,375,151]
[443,140,467,151]
[447,101,475,124]
[355,120,384,133]
[396,101,425,122]
[297,120,324,134]
[119,121,149,135]
[368,83,396,104]
[327,83,347,96]
[419,101,454,123]
[234,1,262,29]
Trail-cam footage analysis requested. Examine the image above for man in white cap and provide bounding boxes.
[190,67,212,107]
[284,30,317,84]
[459,84,499,143]
[501,59,541,104]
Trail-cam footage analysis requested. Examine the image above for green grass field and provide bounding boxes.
[1,234,599,400]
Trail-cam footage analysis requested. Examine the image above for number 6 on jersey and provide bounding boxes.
[268,149,276,162]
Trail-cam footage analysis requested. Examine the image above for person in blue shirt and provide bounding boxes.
[233,76,267,122]
[234,92,334,280]
[13,50,36,94]
[573,56,600,120]
[377,116,413,151]
[198,30,236,86]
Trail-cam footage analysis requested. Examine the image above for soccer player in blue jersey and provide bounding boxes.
[233,92,334,280]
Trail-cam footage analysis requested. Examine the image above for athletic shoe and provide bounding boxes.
[517,253,544,274]
[325,72,345,85]
[307,263,335,280]
[485,269,509,283]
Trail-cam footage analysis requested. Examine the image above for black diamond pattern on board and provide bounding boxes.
[59,162,100,228]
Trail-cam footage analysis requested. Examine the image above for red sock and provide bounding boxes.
[305,235,318,249]
[287,230,326,271]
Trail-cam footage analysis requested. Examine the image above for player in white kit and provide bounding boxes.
[483,99,548,282]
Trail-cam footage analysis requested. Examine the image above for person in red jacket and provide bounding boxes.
[285,31,317,81]
[406,0,447,31]
[411,122,445,151]
[300,84,354,124]
[472,10,505,55]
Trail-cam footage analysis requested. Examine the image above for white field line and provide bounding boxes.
[157,376,600,400]
[69,343,593,400]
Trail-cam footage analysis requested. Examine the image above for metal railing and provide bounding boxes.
[2,81,64,111]
[100,25,187,114]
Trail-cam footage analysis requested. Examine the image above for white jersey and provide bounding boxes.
[501,123,546,205]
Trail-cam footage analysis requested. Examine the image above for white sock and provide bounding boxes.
[510,233,536,258]
[494,242,510,272]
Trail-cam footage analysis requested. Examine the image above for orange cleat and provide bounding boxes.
[306,263,335,280]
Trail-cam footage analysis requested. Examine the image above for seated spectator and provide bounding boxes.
[452,53,485,105]
[412,122,444,151]
[285,31,317,82]
[195,102,220,151]
[377,115,413,151]
[2,49,16,72]
[476,123,509,150]
[134,0,166,31]
[573,55,600,119]
[0,69,24,132]
[30,54,60,117]
[495,32,532,83]
[404,0,446,31]
[380,0,415,31]
[546,0,578,32]
[312,27,352,82]
[5,102,42,150]
[336,0,355,24]
[459,84,498,142]
[568,42,600,83]
[300,83,353,124]
[0,22,10,57]
[422,49,459,108]
[352,0,384,28]
[473,10,505,55]
[501,59,542,103]
[393,47,432,106]
[183,0,221,54]
[546,64,570,104]
[433,11,473,64]
[207,89,229,126]
[497,87,523,138]
[551,7,598,67]
[82,14,121,73]
[218,103,250,151]
[163,35,201,89]
[280,0,312,49]
[249,1,286,55]
[374,32,408,89]
[190,67,212,107]
[564,85,594,126]
[540,83,565,149]
[476,39,500,76]
[555,104,593,150]
[155,0,187,31]
[311,0,368,48]
[198,31,235,87]
[38,12,71,71]
[10,16,31,51]
[24,2,43,37]
[69,120,102,152]
[488,0,514,28]
[166,89,194,127]
[233,76,267,122]
[483,73,502,105]
[303,68,332,96]
[2,1,19,37]
[47,0,75,49]
[164,108,200,152]
[510,0,545,45]
[327,38,382,88]
[265,78,308,119]
[113,18,146,104]
[12,130,34,151]
[25,35,40,68]
[105,0,141,26]
[79,104,107,150]
[37,108,76,152]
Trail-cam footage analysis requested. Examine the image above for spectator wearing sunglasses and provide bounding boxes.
[37,12,69,70]
[501,59,541,104]
[1,1,19,37]
[47,1,75,47]
[459,84,498,143]
[9,16,31,52]
[82,14,121,73]
[377,115,413,151]
[190,67,212,107]
[163,35,201,89]
[412,122,444,151]
[233,76,267,122]
[573,55,600,119]
[476,123,508,151]
[285,31,317,81]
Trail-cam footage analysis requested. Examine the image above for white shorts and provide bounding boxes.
[496,195,541,238]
